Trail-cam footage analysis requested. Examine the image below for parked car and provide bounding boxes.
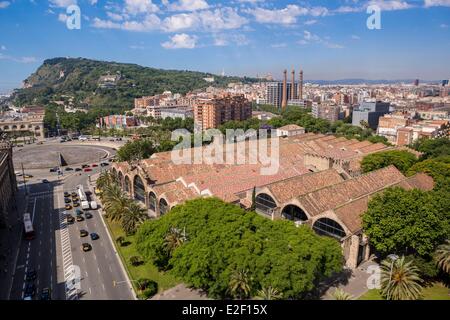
[90,233,99,241]
[75,168,82,172]
[40,288,51,300]
[84,168,92,172]
[65,167,73,171]
[80,230,89,237]
[82,164,90,169]
[26,269,37,281]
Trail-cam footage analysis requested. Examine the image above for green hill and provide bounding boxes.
[13,57,258,109]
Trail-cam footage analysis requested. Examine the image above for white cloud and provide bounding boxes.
[304,19,318,25]
[167,0,209,11]
[92,14,160,32]
[213,33,249,46]
[1,45,6,50]
[161,33,197,49]
[301,30,344,49]
[58,13,68,23]
[351,34,361,40]
[49,0,77,8]
[440,23,449,28]
[124,0,159,15]
[0,1,10,9]
[162,7,247,32]
[368,0,414,11]
[247,5,308,24]
[335,5,363,13]
[107,12,125,21]
[424,0,450,7]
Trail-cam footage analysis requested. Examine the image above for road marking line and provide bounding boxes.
[31,198,37,224]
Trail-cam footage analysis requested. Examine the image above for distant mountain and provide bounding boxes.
[306,79,442,85]
[12,57,259,110]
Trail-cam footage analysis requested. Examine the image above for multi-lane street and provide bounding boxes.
[8,144,135,300]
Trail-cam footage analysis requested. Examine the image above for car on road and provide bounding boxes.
[90,201,98,210]
[76,216,84,222]
[71,192,77,197]
[73,202,80,208]
[66,215,75,224]
[84,168,92,172]
[50,168,58,173]
[24,174,33,179]
[82,243,92,252]
[42,179,49,184]
[75,209,83,215]
[85,213,93,219]
[80,230,89,237]
[100,162,109,167]
[64,198,71,204]
[92,164,98,167]
[64,192,70,197]
[65,204,72,210]
[26,269,37,281]
[65,167,73,171]
[75,168,82,172]
[82,164,90,169]
[24,282,36,298]
[40,288,51,300]
[90,233,99,240]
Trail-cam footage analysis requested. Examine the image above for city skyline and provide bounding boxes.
[0,0,450,92]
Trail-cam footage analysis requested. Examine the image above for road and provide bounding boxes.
[8,161,135,300]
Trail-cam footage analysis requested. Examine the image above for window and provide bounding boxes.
[159,198,169,215]
[148,192,157,212]
[282,205,308,222]
[313,218,346,240]
[133,175,145,203]
[255,193,276,216]
[125,176,131,193]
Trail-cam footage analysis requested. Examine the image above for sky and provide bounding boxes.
[0,0,449,93]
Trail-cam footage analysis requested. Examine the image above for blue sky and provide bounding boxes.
[0,0,449,92]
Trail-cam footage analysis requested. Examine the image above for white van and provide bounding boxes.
[90,201,98,210]
[81,201,90,210]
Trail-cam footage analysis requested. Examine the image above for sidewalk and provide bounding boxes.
[322,260,379,300]
[0,187,28,300]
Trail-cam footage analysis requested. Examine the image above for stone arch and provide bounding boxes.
[148,191,157,213]
[34,126,40,130]
[312,217,346,240]
[20,124,26,129]
[133,175,146,203]
[28,124,33,129]
[255,193,277,216]
[159,198,169,216]
[118,171,124,189]
[281,204,309,222]
[12,125,17,130]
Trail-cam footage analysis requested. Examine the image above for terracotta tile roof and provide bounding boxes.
[265,169,345,204]
[277,124,305,131]
[297,166,406,217]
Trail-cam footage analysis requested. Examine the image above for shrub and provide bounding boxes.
[141,281,158,299]
[129,255,143,266]
[116,236,125,246]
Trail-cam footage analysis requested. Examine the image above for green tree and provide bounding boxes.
[164,227,188,257]
[121,201,148,235]
[435,240,450,274]
[228,269,251,300]
[255,286,283,300]
[411,137,450,159]
[361,150,418,174]
[380,256,423,300]
[362,188,450,257]
[331,288,353,300]
[117,139,155,162]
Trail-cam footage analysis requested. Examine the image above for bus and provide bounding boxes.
[23,213,35,240]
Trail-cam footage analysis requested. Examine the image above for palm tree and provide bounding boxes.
[164,227,188,256]
[435,240,450,274]
[96,171,115,191]
[380,256,423,300]
[121,201,149,235]
[255,286,283,300]
[228,269,251,300]
[104,192,129,222]
[331,288,353,300]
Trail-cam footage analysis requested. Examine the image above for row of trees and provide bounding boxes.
[96,172,149,235]
[136,197,344,299]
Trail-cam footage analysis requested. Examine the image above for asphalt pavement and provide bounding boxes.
[7,153,135,300]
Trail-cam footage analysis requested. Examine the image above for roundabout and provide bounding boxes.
[13,143,112,169]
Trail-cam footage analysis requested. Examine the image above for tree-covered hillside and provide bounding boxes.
[13,57,259,109]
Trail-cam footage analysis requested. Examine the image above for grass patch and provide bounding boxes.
[359,283,450,300]
[104,217,181,295]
